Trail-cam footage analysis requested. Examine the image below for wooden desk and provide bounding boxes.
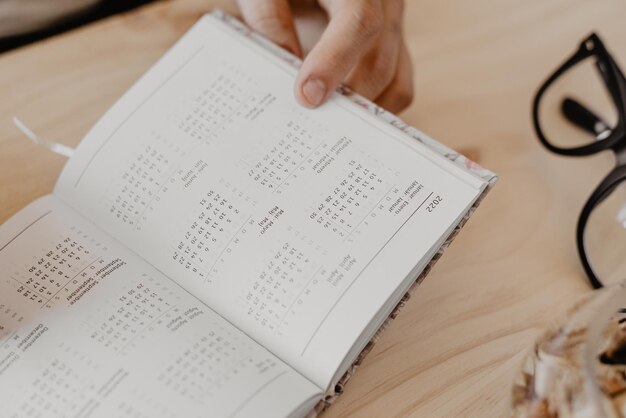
[2,0,626,416]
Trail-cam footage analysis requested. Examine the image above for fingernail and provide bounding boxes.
[302,79,326,107]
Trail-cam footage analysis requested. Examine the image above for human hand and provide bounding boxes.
[236,0,414,113]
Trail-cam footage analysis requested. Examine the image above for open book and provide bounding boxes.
[0,11,495,418]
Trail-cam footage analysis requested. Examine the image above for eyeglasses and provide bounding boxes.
[533,33,626,289]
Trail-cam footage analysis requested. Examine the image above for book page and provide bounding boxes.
[54,14,487,388]
[0,195,321,417]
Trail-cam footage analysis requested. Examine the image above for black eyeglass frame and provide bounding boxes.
[532,33,626,289]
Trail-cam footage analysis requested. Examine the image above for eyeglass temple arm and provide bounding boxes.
[562,97,611,137]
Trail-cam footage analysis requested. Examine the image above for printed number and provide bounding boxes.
[426,195,442,213]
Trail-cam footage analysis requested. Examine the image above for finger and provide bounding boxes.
[375,43,414,113]
[344,0,404,100]
[238,0,302,57]
[295,0,384,108]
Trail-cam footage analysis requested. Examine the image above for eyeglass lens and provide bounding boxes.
[537,54,618,149]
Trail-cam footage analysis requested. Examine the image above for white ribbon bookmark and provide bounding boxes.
[12,116,75,158]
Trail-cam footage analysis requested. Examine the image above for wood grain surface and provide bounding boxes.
[2,0,626,416]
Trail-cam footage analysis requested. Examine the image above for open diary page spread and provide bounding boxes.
[0,195,321,417]
[54,14,488,389]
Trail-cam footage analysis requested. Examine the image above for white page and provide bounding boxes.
[0,195,320,417]
[55,14,486,388]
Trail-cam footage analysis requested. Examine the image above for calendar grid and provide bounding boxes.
[272,140,327,193]
[206,215,253,280]
[118,304,177,353]
[132,96,252,231]
[273,266,323,335]
[42,256,102,308]
[323,216,350,236]
[343,183,397,243]
[168,242,210,278]
[215,354,256,390]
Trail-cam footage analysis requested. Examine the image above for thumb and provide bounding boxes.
[295,0,384,107]
[238,0,302,57]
